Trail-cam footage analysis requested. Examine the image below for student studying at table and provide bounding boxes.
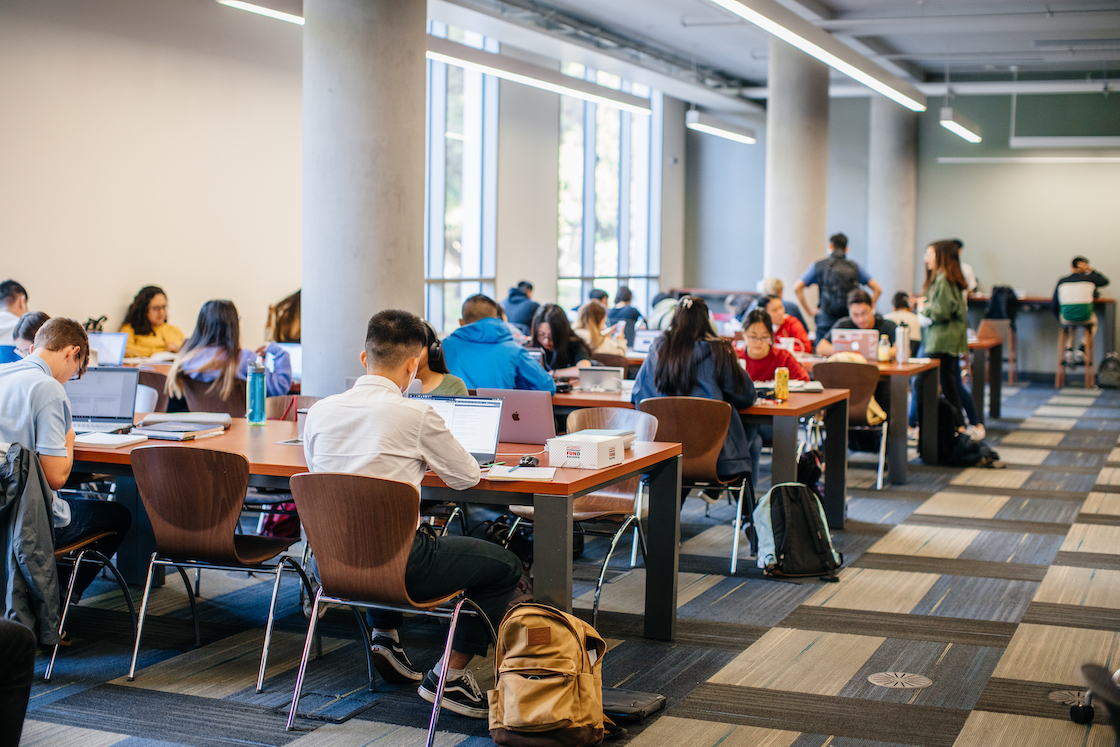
[758,294,811,353]
[120,285,184,358]
[531,304,591,371]
[12,312,50,358]
[574,301,627,357]
[302,309,521,719]
[166,300,291,399]
[442,294,555,393]
[737,309,810,382]
[0,280,30,346]
[814,289,897,359]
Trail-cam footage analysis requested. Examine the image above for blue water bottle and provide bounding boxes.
[247,356,266,425]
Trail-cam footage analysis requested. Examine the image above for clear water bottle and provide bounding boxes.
[877,334,891,362]
[247,356,266,425]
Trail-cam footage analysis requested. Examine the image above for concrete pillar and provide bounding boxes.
[301,0,427,396]
[763,38,830,290]
[866,95,918,305]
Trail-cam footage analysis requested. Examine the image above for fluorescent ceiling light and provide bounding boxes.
[686,110,756,145]
[939,107,982,143]
[426,38,651,115]
[705,0,926,112]
[939,156,1120,164]
[217,0,304,25]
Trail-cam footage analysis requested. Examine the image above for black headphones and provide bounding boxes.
[422,320,442,358]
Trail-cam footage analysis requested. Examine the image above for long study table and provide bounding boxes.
[74,419,685,641]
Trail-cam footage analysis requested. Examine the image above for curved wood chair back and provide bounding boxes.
[590,353,628,371]
[177,374,247,417]
[266,395,321,421]
[566,408,658,505]
[131,447,250,565]
[290,473,437,606]
[137,371,170,413]
[638,396,731,483]
[812,361,880,426]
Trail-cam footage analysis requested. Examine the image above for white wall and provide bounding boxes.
[659,96,688,291]
[0,0,303,349]
[827,98,871,268]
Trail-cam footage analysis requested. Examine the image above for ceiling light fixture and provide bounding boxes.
[705,0,926,111]
[217,0,304,25]
[940,106,982,143]
[686,110,756,145]
[426,38,651,116]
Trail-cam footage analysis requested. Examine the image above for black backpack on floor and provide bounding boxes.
[1098,353,1120,389]
[752,480,842,581]
[920,395,999,467]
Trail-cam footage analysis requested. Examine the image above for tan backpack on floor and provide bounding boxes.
[488,603,607,747]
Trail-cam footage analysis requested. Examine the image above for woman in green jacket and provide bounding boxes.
[920,240,969,412]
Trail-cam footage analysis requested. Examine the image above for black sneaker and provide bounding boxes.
[370,635,422,683]
[417,667,488,719]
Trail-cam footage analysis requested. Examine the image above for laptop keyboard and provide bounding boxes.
[73,422,129,434]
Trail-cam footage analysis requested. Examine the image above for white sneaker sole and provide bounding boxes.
[370,645,423,683]
[417,683,488,719]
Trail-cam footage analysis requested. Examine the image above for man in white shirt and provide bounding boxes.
[303,309,521,720]
[0,280,29,346]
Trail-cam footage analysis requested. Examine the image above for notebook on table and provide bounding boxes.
[65,367,140,433]
[86,332,129,367]
[409,394,504,464]
[475,388,557,445]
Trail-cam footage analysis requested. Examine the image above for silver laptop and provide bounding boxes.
[65,367,140,433]
[524,347,546,368]
[409,394,504,464]
[276,342,302,381]
[632,330,660,354]
[475,388,556,445]
[831,328,880,357]
[578,366,625,392]
[86,332,128,366]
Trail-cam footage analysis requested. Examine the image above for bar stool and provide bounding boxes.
[1056,322,1095,388]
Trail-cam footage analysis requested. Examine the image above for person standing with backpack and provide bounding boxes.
[793,234,882,345]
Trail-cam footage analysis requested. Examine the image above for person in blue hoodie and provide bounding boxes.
[443,294,556,393]
[632,295,758,486]
[500,281,539,333]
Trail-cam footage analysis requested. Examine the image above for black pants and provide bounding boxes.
[54,497,132,602]
[366,528,521,658]
[814,312,842,346]
[0,620,35,747]
[929,353,963,414]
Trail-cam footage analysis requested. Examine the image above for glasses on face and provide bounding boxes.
[745,335,772,344]
[150,304,168,313]
[14,345,30,358]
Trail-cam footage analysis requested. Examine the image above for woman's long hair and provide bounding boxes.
[577,301,609,350]
[167,300,242,400]
[267,290,300,343]
[655,296,745,395]
[422,320,449,375]
[531,303,588,369]
[123,286,167,337]
[924,240,968,294]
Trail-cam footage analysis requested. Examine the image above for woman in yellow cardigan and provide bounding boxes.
[120,285,184,358]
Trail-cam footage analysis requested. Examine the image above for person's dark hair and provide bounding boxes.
[951,238,964,250]
[924,240,968,293]
[847,289,873,308]
[461,293,501,324]
[742,308,773,337]
[421,320,449,375]
[167,300,241,400]
[651,292,671,306]
[0,280,27,305]
[531,303,587,369]
[614,286,633,304]
[892,291,910,310]
[364,310,427,370]
[517,280,533,292]
[35,318,89,377]
[589,289,608,302]
[14,311,50,344]
[656,296,745,396]
[757,294,782,312]
[1072,255,1089,267]
[829,233,848,251]
[726,293,752,319]
[123,285,167,337]
[269,290,300,343]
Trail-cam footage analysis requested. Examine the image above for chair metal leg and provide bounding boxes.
[128,552,159,681]
[194,568,202,598]
[286,589,322,731]
[89,550,138,634]
[45,549,87,681]
[731,482,745,575]
[426,597,469,747]
[175,566,201,647]
[256,561,286,693]
[592,516,637,628]
[351,607,376,691]
[630,484,644,568]
[876,422,888,490]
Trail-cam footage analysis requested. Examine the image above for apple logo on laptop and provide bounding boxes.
[512,411,520,422]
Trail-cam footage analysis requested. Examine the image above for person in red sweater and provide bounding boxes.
[738,309,810,382]
[760,294,812,353]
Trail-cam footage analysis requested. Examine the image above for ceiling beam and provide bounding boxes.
[740,78,1120,97]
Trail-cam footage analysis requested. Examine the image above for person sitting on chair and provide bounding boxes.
[302,309,522,719]
[1052,256,1110,366]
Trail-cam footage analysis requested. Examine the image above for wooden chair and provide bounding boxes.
[44,531,137,681]
[1056,322,1096,389]
[591,353,629,370]
[813,361,887,489]
[507,407,658,626]
[286,473,496,746]
[137,370,170,413]
[265,395,320,421]
[176,374,247,417]
[128,447,313,692]
[637,397,755,573]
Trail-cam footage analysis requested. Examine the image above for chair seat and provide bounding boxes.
[233,534,301,566]
[510,491,638,523]
[54,531,117,559]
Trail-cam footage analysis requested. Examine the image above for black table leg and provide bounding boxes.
[771,415,800,486]
[822,399,849,529]
[971,348,988,426]
[888,375,909,485]
[532,493,573,613]
[990,343,1003,418]
[112,476,164,587]
[643,454,681,641]
[920,368,941,465]
[1103,301,1116,356]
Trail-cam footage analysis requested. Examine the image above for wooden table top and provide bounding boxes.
[798,357,940,376]
[968,337,1002,350]
[553,388,850,417]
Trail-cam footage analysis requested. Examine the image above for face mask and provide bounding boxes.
[401,361,418,394]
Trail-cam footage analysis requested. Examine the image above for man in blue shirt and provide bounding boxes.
[442,295,556,393]
[0,318,130,603]
[793,233,882,345]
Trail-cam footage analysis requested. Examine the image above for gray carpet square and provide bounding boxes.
[909,575,1039,623]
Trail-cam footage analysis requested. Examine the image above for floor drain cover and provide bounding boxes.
[1049,690,1086,707]
[868,672,933,689]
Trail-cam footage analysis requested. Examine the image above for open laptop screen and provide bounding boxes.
[65,367,139,421]
[86,332,128,366]
[276,343,302,381]
[410,395,504,462]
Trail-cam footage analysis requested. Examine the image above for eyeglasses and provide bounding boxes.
[745,335,772,344]
[149,305,168,313]
[14,346,29,358]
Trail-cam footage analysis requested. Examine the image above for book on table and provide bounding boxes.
[138,412,233,429]
[486,466,557,481]
[130,422,226,441]
[74,432,148,448]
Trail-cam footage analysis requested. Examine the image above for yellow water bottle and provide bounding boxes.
[775,366,789,402]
